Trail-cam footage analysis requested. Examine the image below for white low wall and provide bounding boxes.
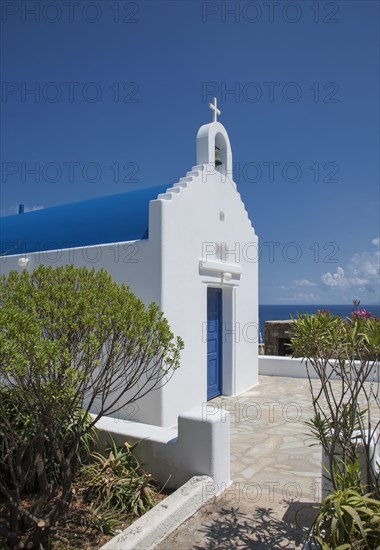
[259,356,309,378]
[259,355,379,381]
[93,405,231,490]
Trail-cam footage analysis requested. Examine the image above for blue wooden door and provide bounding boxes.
[207,288,222,400]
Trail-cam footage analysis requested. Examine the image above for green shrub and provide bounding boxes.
[0,385,97,493]
[291,310,380,495]
[311,488,380,549]
[0,264,183,548]
[83,503,121,536]
[292,307,380,549]
[80,438,156,518]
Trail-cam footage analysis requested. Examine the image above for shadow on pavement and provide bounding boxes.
[193,501,318,549]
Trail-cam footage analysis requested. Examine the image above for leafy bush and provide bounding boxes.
[82,503,121,536]
[311,488,380,549]
[291,310,380,496]
[0,265,183,548]
[292,306,380,549]
[0,385,97,492]
[80,439,157,519]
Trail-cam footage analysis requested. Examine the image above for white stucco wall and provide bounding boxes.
[0,230,162,305]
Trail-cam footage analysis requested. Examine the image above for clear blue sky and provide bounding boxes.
[1,0,379,305]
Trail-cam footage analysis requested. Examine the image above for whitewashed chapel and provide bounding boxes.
[1,100,259,428]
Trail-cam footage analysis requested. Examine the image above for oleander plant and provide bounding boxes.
[291,301,380,548]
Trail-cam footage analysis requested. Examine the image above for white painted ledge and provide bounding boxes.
[198,259,243,275]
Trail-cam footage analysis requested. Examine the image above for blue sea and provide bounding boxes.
[258,304,380,342]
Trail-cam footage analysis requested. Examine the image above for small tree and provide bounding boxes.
[0,265,183,547]
[291,309,380,498]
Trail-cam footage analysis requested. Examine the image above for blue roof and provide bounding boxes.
[0,185,169,256]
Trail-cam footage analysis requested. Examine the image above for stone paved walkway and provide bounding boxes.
[223,375,321,502]
[157,374,379,548]
[157,375,323,549]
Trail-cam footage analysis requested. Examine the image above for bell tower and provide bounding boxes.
[196,98,233,177]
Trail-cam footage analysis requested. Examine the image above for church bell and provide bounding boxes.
[215,146,223,167]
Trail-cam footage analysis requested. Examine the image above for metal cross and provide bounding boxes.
[209,97,221,122]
